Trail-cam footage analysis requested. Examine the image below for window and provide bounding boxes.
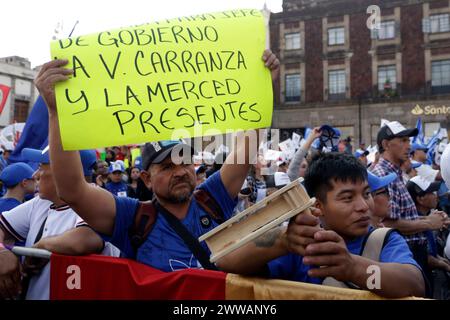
[285,74,301,102]
[335,126,354,142]
[430,14,450,33]
[431,60,450,94]
[378,65,397,91]
[328,70,346,96]
[424,122,441,142]
[379,21,396,39]
[328,27,345,45]
[13,100,30,123]
[285,33,301,50]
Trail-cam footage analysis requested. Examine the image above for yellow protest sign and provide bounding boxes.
[51,9,273,150]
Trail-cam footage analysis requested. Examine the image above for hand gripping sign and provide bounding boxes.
[50,9,273,150]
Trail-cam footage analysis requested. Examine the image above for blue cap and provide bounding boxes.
[367,171,397,192]
[80,150,97,177]
[133,156,143,170]
[313,125,341,151]
[22,147,50,164]
[411,142,428,154]
[109,161,125,173]
[354,149,369,159]
[0,162,35,188]
[320,125,341,138]
[22,147,97,177]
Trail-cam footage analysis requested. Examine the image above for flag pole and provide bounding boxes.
[10,246,52,259]
[68,20,79,38]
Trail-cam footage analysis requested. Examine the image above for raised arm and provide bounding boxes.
[35,60,116,235]
[287,127,321,181]
[220,50,279,199]
[220,129,260,199]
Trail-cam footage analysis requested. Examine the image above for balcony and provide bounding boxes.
[432,85,450,95]
[281,49,305,62]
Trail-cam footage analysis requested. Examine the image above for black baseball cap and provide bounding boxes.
[377,121,418,149]
[406,175,440,199]
[142,140,194,170]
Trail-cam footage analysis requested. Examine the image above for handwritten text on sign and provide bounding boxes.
[51,9,273,150]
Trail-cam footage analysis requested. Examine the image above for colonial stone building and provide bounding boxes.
[0,56,38,127]
[270,0,450,145]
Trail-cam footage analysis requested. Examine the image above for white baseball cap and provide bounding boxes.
[407,175,440,195]
[416,164,439,183]
[109,161,125,173]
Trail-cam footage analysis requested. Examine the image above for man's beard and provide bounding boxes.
[167,191,192,203]
[166,176,195,203]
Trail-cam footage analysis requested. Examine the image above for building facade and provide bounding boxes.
[270,0,450,145]
[0,56,38,128]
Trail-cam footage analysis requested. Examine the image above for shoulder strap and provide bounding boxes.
[323,228,394,290]
[128,201,158,253]
[360,227,393,261]
[34,216,48,244]
[20,215,49,300]
[193,189,225,224]
[156,202,218,271]
[129,189,224,259]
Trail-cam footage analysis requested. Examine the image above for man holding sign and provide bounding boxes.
[50,9,274,150]
[37,29,279,273]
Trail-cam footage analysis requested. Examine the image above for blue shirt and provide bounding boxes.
[105,181,128,198]
[0,198,22,213]
[0,197,25,246]
[105,171,237,272]
[268,228,421,284]
[425,230,437,257]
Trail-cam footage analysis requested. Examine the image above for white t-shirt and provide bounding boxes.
[0,196,118,300]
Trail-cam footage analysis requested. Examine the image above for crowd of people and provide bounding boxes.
[0,49,449,300]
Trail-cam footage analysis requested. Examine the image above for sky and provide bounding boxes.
[1,0,282,68]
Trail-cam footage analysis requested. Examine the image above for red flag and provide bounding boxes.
[0,84,11,115]
[50,254,226,300]
[49,254,423,300]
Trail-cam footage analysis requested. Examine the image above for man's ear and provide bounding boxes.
[314,200,324,215]
[382,139,389,152]
[139,170,152,190]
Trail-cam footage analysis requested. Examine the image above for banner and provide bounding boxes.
[8,96,49,165]
[0,84,11,115]
[0,122,25,150]
[51,9,273,150]
[49,254,422,300]
[50,254,226,300]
